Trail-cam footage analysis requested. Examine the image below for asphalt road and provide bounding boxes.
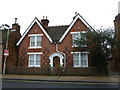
[2,79,119,88]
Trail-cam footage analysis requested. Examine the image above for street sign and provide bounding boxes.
[4,49,9,57]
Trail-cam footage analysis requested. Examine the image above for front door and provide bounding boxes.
[53,56,60,67]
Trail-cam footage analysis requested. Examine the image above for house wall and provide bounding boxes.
[18,19,90,68]
[18,23,56,67]
[113,14,120,72]
[59,19,90,67]
[0,31,2,73]
[114,14,120,58]
[6,24,21,67]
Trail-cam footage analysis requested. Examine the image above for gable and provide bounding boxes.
[16,17,53,46]
[59,13,94,42]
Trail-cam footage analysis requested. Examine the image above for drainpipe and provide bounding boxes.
[55,42,66,67]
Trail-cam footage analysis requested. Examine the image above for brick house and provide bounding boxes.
[113,13,120,72]
[0,21,21,73]
[16,13,93,69]
[107,2,120,74]
[7,23,21,66]
[0,29,2,73]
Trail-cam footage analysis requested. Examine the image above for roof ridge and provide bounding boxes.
[49,25,68,27]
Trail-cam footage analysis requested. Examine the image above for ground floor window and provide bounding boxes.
[28,52,42,67]
[72,52,89,67]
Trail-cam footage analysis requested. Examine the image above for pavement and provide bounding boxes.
[1,74,119,83]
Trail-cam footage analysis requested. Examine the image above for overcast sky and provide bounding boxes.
[0,0,119,34]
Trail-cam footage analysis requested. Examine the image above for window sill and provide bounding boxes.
[28,66,41,67]
[28,47,42,49]
[81,66,89,68]
[72,45,87,48]
[73,66,89,68]
[73,66,80,68]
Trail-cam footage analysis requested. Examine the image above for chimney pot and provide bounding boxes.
[75,12,78,15]
[15,18,17,24]
[12,18,20,34]
[43,16,45,19]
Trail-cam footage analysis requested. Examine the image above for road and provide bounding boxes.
[2,79,119,88]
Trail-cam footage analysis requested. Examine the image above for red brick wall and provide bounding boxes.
[18,23,56,67]
[113,14,120,72]
[6,24,21,67]
[114,14,120,59]
[59,19,90,67]
[0,43,2,73]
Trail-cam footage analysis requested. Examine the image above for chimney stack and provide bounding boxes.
[41,16,49,28]
[12,18,20,33]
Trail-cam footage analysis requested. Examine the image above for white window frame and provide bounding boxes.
[71,52,89,67]
[27,52,43,67]
[28,34,43,49]
[72,52,81,67]
[81,53,89,67]
[70,31,87,47]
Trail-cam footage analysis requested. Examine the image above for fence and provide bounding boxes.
[6,66,108,76]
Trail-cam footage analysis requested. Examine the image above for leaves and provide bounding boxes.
[74,27,116,71]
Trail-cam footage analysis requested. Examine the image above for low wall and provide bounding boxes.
[6,66,108,76]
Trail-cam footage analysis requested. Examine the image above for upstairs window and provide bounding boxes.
[29,34,43,49]
[71,31,87,47]
[30,36,35,47]
[36,36,41,47]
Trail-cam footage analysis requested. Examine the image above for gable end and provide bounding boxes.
[59,14,94,43]
[16,17,53,46]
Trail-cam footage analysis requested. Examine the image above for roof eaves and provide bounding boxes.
[16,18,37,46]
[59,13,94,42]
[59,15,79,42]
[77,13,95,32]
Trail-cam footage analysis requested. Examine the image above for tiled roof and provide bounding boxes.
[46,25,69,43]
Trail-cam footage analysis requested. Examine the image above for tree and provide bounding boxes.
[75,27,116,72]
